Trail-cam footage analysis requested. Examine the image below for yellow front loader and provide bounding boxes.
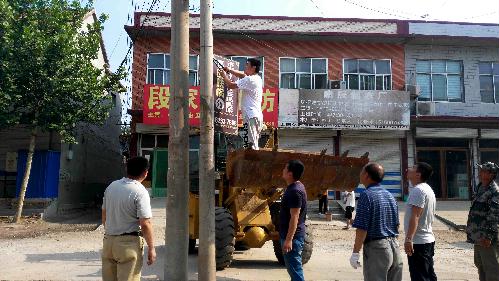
[188,132,369,270]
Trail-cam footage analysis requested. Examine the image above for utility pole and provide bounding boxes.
[198,0,216,280]
[165,0,189,280]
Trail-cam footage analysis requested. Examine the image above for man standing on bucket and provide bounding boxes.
[221,58,263,150]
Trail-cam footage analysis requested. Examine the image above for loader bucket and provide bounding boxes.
[226,148,369,199]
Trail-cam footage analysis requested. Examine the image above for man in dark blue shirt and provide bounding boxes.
[279,159,307,281]
[350,162,403,281]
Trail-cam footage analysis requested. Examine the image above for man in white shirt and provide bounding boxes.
[222,58,263,150]
[102,157,155,281]
[404,162,437,281]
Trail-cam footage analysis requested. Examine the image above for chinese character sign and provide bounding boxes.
[143,85,200,126]
[238,88,279,128]
[213,55,239,135]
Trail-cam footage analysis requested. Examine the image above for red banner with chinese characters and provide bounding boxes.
[143,85,200,126]
[143,85,279,128]
[238,88,279,128]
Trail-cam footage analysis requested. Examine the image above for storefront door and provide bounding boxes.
[416,139,471,200]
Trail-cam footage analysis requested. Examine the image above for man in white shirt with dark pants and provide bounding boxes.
[222,58,263,150]
[404,162,437,281]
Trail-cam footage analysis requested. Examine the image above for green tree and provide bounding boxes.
[0,0,124,223]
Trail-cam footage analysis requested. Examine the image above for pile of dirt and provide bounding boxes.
[0,213,100,239]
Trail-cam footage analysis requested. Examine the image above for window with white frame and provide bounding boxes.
[479,62,499,103]
[416,60,463,102]
[279,58,328,89]
[229,56,264,84]
[147,53,199,86]
[343,59,392,90]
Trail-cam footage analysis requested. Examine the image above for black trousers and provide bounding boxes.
[319,195,328,214]
[407,242,437,281]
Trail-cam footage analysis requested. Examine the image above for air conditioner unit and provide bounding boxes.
[417,102,435,116]
[329,80,346,89]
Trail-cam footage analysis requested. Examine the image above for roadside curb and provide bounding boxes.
[435,214,466,231]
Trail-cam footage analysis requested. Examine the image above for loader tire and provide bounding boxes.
[272,225,313,266]
[235,241,251,251]
[301,225,314,265]
[215,207,235,270]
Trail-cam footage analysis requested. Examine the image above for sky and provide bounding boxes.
[90,0,499,121]
[93,0,499,72]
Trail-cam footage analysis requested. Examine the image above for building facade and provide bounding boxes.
[127,12,499,199]
[405,21,499,199]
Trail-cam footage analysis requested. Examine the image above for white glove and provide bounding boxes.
[350,252,361,269]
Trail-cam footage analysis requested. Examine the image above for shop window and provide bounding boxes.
[343,59,392,90]
[279,57,328,89]
[479,139,499,164]
[416,60,463,102]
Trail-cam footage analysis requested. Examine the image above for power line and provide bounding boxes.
[343,0,411,19]
[308,0,326,17]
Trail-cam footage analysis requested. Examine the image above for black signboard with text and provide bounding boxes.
[213,55,239,135]
[297,89,410,130]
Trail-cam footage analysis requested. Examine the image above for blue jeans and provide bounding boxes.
[280,237,305,281]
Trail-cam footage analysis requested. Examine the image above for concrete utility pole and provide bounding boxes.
[198,0,216,280]
[165,0,190,280]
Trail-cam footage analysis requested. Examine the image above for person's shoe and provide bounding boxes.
[342,226,350,230]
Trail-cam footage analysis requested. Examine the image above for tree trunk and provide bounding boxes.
[165,0,190,280]
[198,1,216,280]
[13,127,37,223]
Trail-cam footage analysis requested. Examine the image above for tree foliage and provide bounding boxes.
[0,0,125,142]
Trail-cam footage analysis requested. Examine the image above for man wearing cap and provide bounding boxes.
[466,162,499,281]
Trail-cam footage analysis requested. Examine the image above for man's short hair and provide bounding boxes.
[364,162,385,183]
[127,157,149,177]
[287,159,305,181]
[416,162,433,182]
[247,58,261,73]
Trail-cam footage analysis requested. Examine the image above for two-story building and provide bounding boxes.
[126,13,409,197]
[405,21,499,200]
[126,12,499,200]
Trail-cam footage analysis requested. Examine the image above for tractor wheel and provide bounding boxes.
[301,225,314,265]
[215,207,235,270]
[188,238,196,254]
[272,225,314,266]
[235,241,251,251]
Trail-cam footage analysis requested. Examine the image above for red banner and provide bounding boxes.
[143,85,279,128]
[143,85,200,126]
[238,88,279,128]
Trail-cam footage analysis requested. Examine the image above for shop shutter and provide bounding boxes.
[342,131,402,198]
[278,128,335,153]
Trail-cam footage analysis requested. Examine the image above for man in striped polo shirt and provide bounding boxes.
[350,162,403,281]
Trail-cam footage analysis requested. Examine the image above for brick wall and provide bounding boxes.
[131,35,406,110]
[405,44,499,117]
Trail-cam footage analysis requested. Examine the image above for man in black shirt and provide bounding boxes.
[280,159,307,281]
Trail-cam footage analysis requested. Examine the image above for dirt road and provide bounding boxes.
[0,200,479,280]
